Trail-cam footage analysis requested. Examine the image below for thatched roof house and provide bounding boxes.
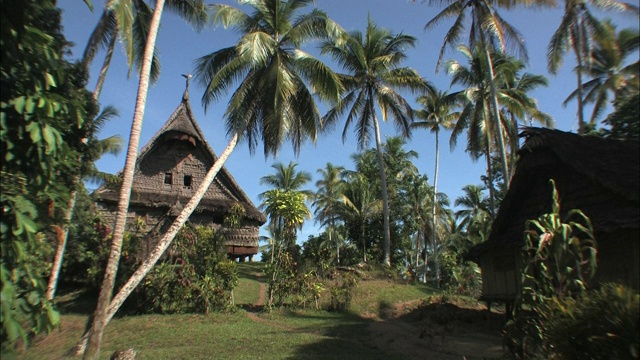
[94,83,266,260]
[469,128,639,302]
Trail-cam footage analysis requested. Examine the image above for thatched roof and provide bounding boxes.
[94,84,266,224]
[469,127,640,261]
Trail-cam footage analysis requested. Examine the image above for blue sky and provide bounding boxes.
[58,0,639,243]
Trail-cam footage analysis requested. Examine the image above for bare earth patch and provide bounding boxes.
[368,297,506,359]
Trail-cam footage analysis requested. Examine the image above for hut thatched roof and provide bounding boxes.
[94,86,266,224]
[468,127,640,261]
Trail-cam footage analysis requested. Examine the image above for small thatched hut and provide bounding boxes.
[94,83,266,261]
[468,128,639,303]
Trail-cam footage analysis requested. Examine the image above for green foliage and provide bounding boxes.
[327,272,358,312]
[0,0,97,352]
[540,283,639,360]
[505,180,599,359]
[138,224,238,314]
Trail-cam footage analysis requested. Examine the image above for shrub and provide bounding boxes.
[541,283,639,359]
[327,272,358,311]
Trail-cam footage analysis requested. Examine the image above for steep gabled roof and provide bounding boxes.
[94,84,266,224]
[469,127,639,260]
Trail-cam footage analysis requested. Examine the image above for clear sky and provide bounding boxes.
[58,0,639,243]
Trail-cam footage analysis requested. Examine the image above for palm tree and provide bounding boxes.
[425,0,547,180]
[339,172,382,263]
[547,0,638,134]
[564,20,639,126]
[77,1,343,356]
[447,45,500,217]
[313,163,346,265]
[46,107,123,301]
[260,161,313,200]
[261,189,311,253]
[412,90,458,283]
[454,184,492,242]
[83,2,167,358]
[83,0,207,100]
[322,16,428,266]
[260,161,312,253]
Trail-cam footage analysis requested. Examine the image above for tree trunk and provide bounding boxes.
[83,2,166,359]
[573,28,586,135]
[72,132,238,356]
[46,186,77,300]
[93,32,117,101]
[432,130,440,287]
[483,45,511,183]
[372,111,392,267]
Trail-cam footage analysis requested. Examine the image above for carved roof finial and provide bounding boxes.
[181,73,192,100]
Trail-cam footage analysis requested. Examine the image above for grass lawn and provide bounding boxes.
[15,262,494,360]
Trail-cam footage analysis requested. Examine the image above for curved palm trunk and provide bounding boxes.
[93,32,118,101]
[483,100,496,219]
[83,2,166,359]
[71,132,239,356]
[46,188,77,300]
[431,129,440,287]
[372,113,392,267]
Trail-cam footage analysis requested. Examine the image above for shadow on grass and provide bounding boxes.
[236,261,266,282]
[286,299,507,360]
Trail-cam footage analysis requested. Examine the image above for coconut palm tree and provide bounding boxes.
[547,0,637,134]
[563,20,639,126]
[260,161,313,200]
[425,0,548,180]
[339,172,383,263]
[321,16,428,266]
[454,184,492,242]
[83,0,207,99]
[83,1,167,358]
[313,163,346,265]
[77,1,344,356]
[412,90,458,283]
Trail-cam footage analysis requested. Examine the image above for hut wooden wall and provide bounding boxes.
[479,248,521,301]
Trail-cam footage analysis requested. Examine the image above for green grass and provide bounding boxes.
[15,264,443,360]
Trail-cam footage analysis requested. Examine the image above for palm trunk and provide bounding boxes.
[362,221,367,263]
[483,100,496,219]
[372,110,392,267]
[573,31,586,135]
[483,45,511,183]
[93,32,117,101]
[432,130,440,288]
[46,187,77,300]
[71,132,238,356]
[83,2,166,359]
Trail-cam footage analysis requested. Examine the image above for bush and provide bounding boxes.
[541,283,639,359]
[135,225,238,314]
[327,272,358,311]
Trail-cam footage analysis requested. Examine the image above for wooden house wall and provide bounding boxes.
[136,140,233,201]
[594,230,640,289]
[480,248,521,301]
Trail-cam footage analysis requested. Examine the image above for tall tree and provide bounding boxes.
[313,163,346,265]
[1,0,96,352]
[83,0,207,100]
[260,161,313,200]
[83,0,167,358]
[412,90,458,283]
[72,0,344,355]
[339,173,382,263]
[425,0,547,180]
[322,16,428,266]
[547,0,637,134]
[564,20,639,126]
[260,161,312,252]
[454,184,492,242]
